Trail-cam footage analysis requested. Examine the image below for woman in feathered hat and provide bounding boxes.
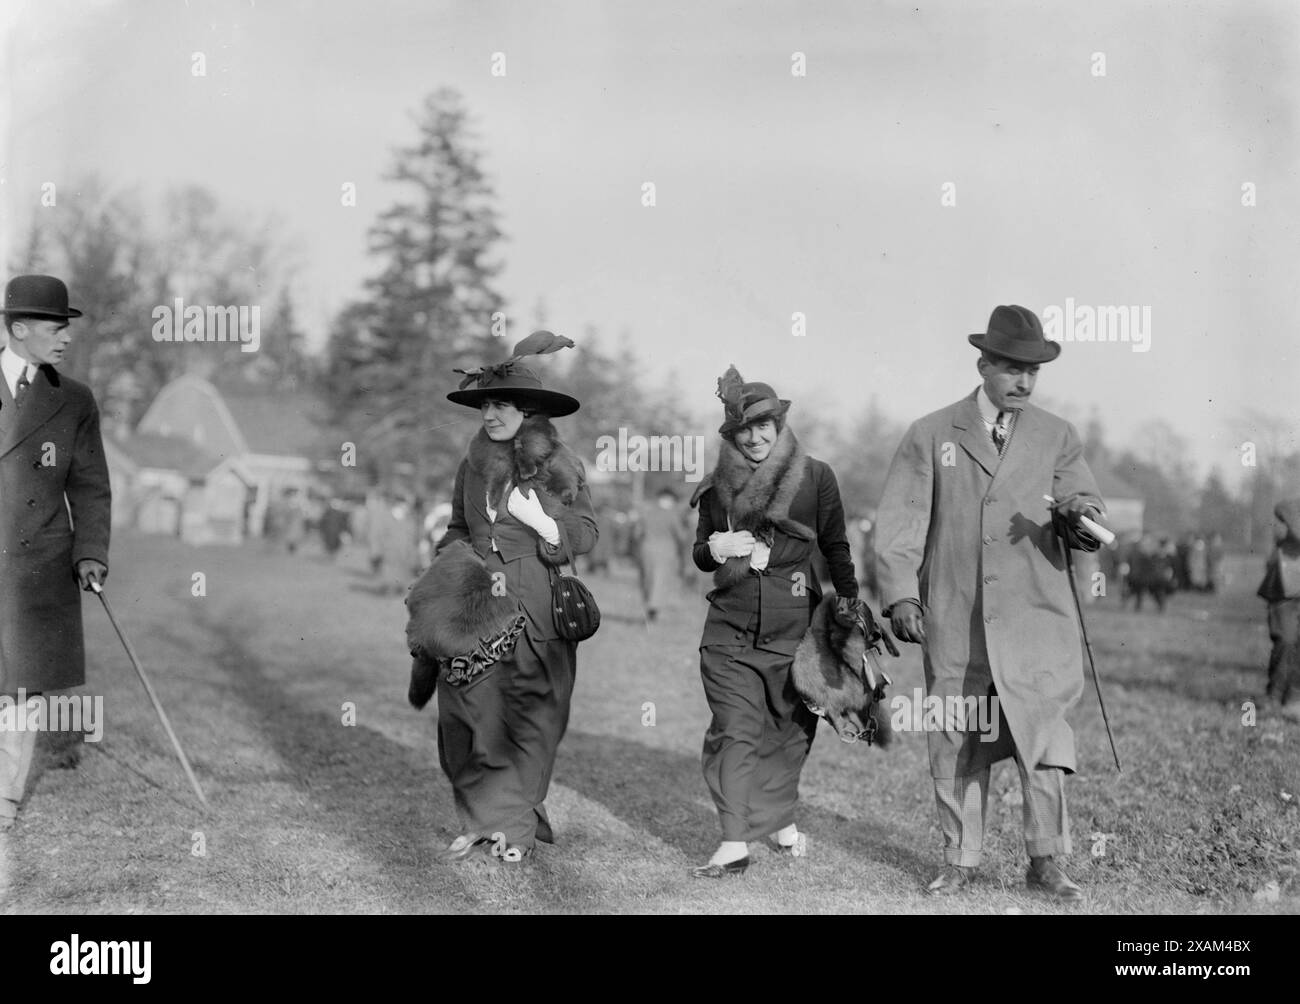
[687,366,866,876]
[412,331,598,863]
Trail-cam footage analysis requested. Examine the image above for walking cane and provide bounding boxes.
[89,581,210,808]
[1046,499,1123,772]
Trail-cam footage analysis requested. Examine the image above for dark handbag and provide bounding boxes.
[549,519,600,642]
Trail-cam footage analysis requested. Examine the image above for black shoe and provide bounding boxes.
[438,833,489,863]
[691,856,749,878]
[926,864,976,895]
[1026,857,1084,901]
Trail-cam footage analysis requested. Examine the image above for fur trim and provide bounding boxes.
[791,594,892,745]
[405,539,522,659]
[466,413,585,510]
[709,424,812,589]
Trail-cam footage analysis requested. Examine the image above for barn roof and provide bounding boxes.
[116,431,224,480]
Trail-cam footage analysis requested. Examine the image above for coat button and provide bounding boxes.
[26,499,35,507]
[984,497,994,506]
[983,535,993,544]
[19,539,28,547]
[984,614,994,623]
[32,461,41,469]
[984,574,996,583]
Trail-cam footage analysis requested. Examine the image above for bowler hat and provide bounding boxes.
[716,365,791,436]
[1,274,83,319]
[967,304,1059,363]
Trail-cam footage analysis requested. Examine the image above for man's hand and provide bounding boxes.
[76,559,108,592]
[1054,495,1101,527]
[708,530,756,563]
[889,599,926,644]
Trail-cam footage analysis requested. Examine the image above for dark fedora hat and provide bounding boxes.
[1,274,83,319]
[447,330,580,417]
[716,365,791,436]
[967,304,1059,364]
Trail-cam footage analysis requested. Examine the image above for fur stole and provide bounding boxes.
[465,413,585,510]
[697,424,812,589]
[791,594,892,746]
[404,539,523,708]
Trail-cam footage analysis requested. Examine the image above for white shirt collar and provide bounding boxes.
[0,348,35,395]
[975,385,1003,428]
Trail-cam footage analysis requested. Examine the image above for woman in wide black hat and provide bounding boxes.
[421,331,598,863]
[687,366,865,876]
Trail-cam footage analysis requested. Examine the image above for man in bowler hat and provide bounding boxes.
[875,305,1106,900]
[0,275,111,829]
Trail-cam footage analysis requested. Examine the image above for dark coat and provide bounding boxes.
[691,428,857,656]
[0,359,111,693]
[875,389,1102,777]
[438,416,598,643]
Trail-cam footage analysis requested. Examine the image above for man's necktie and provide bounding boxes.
[991,411,1008,455]
[14,370,30,402]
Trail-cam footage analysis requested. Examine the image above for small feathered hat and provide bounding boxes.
[447,330,580,417]
[716,364,791,436]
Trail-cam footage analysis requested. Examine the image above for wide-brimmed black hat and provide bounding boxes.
[967,304,1059,364]
[716,364,791,436]
[1,274,83,319]
[447,330,580,417]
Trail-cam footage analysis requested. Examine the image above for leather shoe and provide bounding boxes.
[1026,857,1084,901]
[691,857,749,878]
[926,864,976,895]
[438,833,489,863]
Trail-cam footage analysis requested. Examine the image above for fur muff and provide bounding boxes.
[404,539,523,708]
[791,594,893,745]
[694,424,812,590]
[466,413,586,510]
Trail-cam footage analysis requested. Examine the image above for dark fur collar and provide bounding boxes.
[465,413,585,509]
[706,424,812,588]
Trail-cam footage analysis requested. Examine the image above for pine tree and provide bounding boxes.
[325,88,505,492]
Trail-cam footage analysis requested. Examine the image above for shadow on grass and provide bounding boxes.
[557,729,932,880]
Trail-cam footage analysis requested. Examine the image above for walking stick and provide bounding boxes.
[89,581,210,808]
[1048,504,1123,772]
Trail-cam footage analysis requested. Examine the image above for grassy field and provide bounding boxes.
[2,530,1296,914]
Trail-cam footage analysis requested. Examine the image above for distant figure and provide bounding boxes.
[1206,533,1224,593]
[1128,534,1175,612]
[279,487,307,554]
[636,487,686,622]
[319,501,350,557]
[1257,500,1300,721]
[584,500,615,575]
[1187,536,1209,591]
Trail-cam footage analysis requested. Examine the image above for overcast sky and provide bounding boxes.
[3,0,1296,484]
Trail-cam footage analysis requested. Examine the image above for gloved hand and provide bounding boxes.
[507,487,560,545]
[1050,495,1102,529]
[76,559,108,592]
[708,530,756,563]
[888,599,926,644]
[833,595,863,627]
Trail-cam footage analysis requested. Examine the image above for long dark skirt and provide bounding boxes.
[436,630,577,849]
[700,643,818,842]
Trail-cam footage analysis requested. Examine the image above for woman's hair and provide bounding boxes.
[481,394,542,418]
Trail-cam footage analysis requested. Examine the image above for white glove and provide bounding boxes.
[708,530,756,563]
[507,487,561,546]
[749,538,771,571]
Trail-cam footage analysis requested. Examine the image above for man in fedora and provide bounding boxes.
[0,275,111,829]
[875,305,1106,900]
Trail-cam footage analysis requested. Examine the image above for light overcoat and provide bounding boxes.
[875,388,1102,777]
